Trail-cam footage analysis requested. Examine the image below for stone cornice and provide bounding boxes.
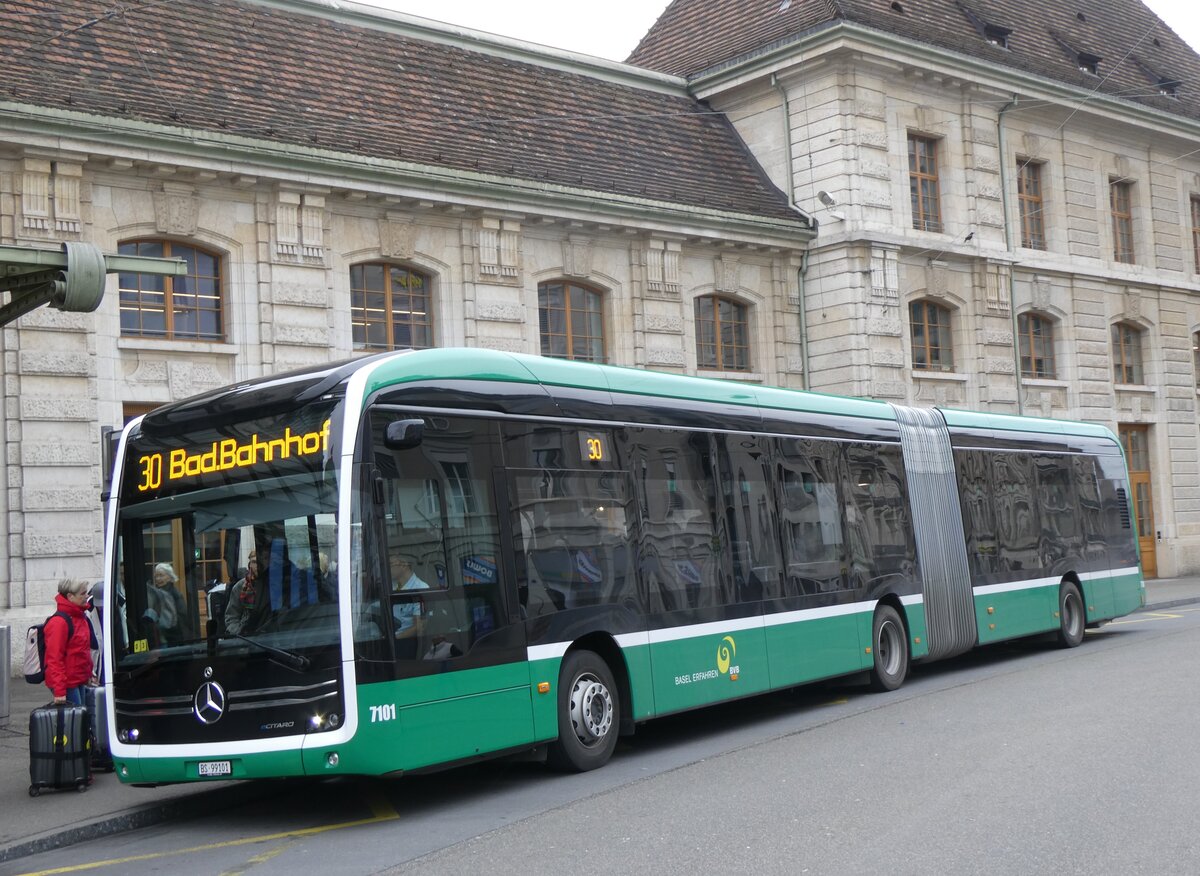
[690,22,1200,142]
[0,102,815,248]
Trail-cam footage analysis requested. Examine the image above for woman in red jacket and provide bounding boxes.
[44,578,95,705]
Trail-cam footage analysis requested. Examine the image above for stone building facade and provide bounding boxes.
[632,0,1200,579]
[0,0,813,646]
[4,0,1200,666]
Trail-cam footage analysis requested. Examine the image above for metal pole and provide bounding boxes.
[0,625,10,726]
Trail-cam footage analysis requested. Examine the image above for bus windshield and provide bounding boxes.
[112,401,341,672]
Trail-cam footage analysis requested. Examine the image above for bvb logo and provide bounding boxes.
[716,635,736,674]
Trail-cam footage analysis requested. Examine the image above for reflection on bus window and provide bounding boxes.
[371,412,507,662]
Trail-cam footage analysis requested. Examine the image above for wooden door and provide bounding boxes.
[1119,426,1156,578]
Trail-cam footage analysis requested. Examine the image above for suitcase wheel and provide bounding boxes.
[29,785,40,797]
[76,781,88,793]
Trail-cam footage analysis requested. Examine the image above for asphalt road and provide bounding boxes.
[7,607,1200,876]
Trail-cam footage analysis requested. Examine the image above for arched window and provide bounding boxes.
[909,300,953,371]
[538,281,605,362]
[118,240,223,340]
[350,263,432,351]
[1111,322,1144,384]
[1018,312,1056,378]
[695,295,750,371]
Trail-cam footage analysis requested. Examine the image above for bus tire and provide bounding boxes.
[547,650,619,772]
[868,604,908,692]
[1056,581,1085,648]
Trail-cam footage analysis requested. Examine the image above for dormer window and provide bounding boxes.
[984,24,1011,49]
[1158,77,1181,98]
[1078,53,1101,75]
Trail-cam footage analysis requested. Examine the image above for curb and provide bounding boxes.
[0,778,294,866]
[1140,597,1200,612]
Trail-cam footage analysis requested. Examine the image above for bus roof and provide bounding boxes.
[359,348,1118,441]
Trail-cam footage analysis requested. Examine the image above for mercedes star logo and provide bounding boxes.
[193,681,227,725]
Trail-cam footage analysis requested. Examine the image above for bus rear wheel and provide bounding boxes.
[1056,581,1085,648]
[868,605,908,692]
[547,649,619,772]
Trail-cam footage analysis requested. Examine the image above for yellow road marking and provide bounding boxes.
[219,841,288,876]
[823,698,849,706]
[1108,611,1183,625]
[16,792,400,876]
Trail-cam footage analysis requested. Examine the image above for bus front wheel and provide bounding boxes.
[1056,581,1085,648]
[547,650,619,772]
[868,605,909,692]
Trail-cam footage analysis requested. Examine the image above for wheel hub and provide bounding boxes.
[568,674,613,746]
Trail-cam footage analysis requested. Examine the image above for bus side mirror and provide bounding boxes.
[384,419,424,450]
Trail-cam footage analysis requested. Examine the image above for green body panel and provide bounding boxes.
[1110,570,1146,617]
[974,584,1057,644]
[904,602,930,660]
[361,662,536,772]
[119,748,304,785]
[649,626,770,714]
[764,611,868,688]
[397,686,533,770]
[620,641,656,721]
[527,657,563,741]
[1082,576,1114,620]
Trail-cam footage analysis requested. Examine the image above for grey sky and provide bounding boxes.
[364,0,1200,61]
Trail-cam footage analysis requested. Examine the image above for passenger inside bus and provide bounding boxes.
[390,552,429,658]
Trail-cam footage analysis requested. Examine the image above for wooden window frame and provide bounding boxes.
[1110,180,1135,264]
[538,281,606,363]
[1190,195,1200,275]
[1193,330,1200,390]
[908,134,943,233]
[1017,161,1046,249]
[1111,321,1144,385]
[909,299,954,372]
[695,295,750,372]
[1018,312,1056,378]
[118,240,224,341]
[350,262,433,352]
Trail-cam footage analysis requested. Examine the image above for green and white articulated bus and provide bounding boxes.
[102,348,1144,783]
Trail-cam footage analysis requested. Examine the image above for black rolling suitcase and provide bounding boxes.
[29,703,92,796]
[85,686,114,772]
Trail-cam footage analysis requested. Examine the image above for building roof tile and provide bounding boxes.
[0,0,805,226]
[629,0,1200,124]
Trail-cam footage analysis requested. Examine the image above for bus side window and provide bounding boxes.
[502,422,636,617]
[774,437,846,597]
[370,411,507,666]
[621,427,722,613]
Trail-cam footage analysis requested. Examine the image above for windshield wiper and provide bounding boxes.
[232,633,312,673]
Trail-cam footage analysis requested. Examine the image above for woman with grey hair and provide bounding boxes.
[143,562,187,646]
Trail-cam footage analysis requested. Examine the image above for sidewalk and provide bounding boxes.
[2,574,1198,865]
[0,679,283,866]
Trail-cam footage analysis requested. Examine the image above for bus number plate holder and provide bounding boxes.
[198,760,232,778]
